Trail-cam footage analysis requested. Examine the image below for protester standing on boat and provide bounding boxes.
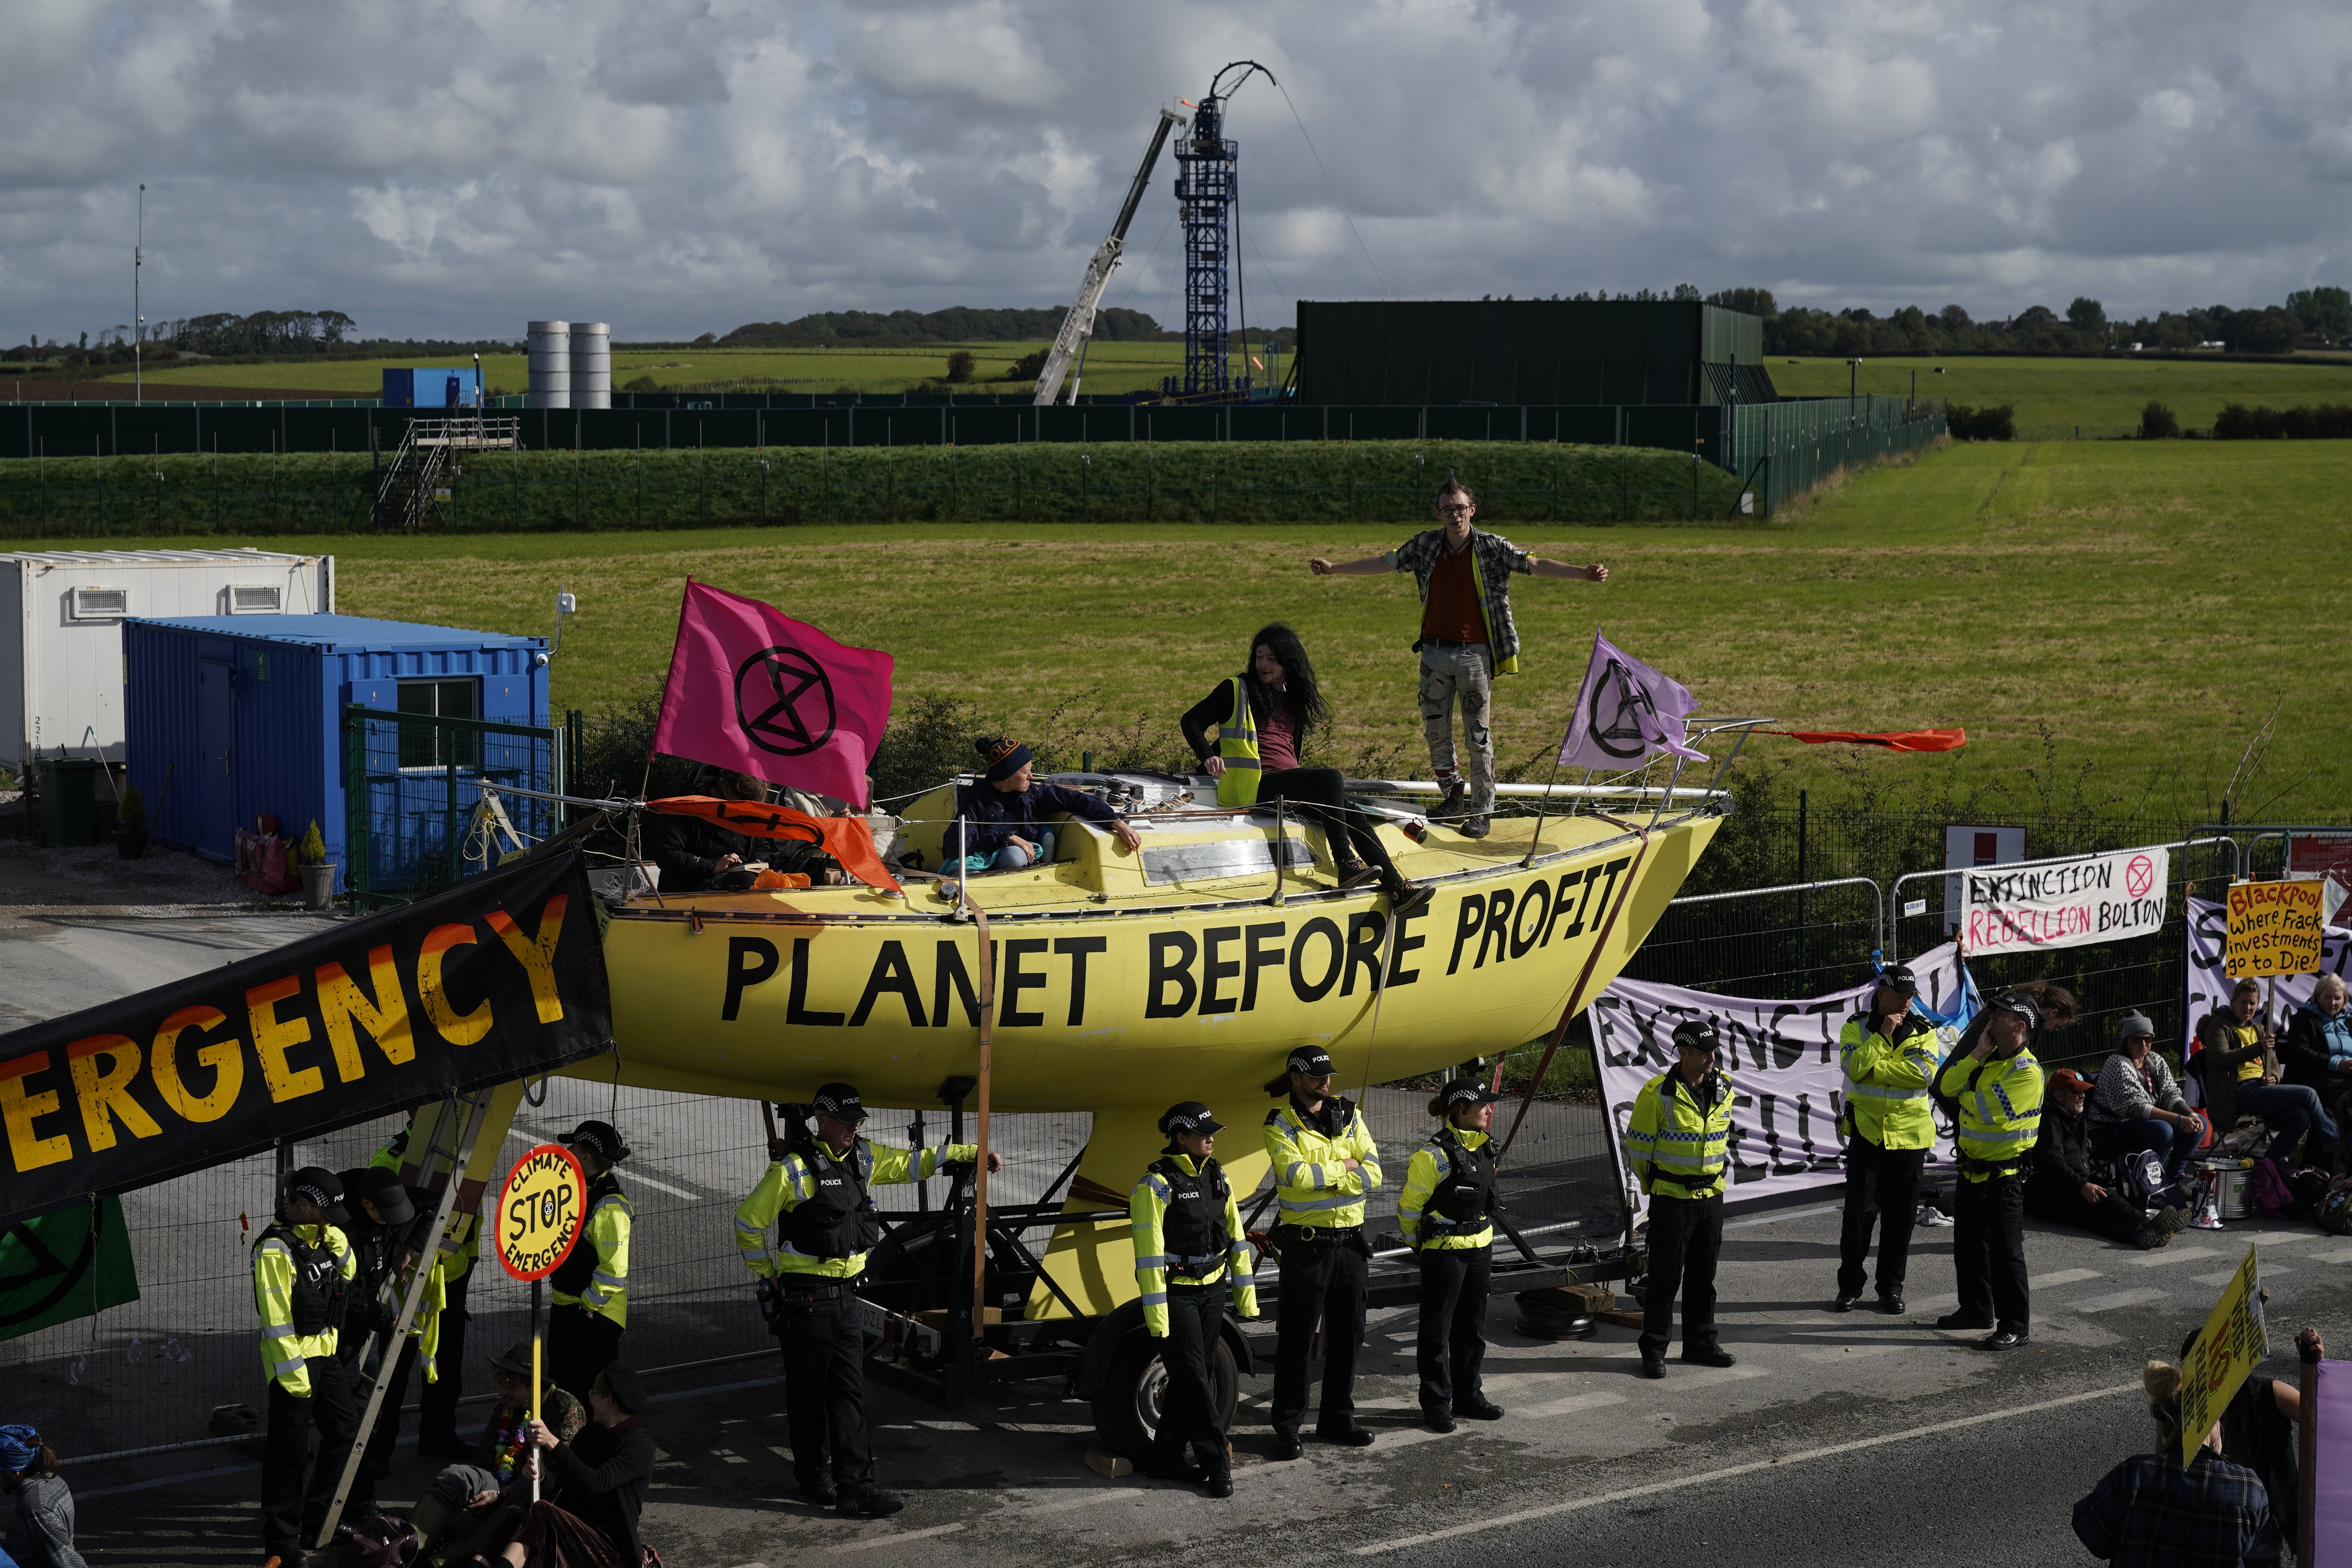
[946,737,1142,875]
[1180,623,1430,915]
[734,1084,999,1517]
[1129,1102,1257,1498]
[1306,479,1608,837]
[1832,964,1941,1316]
[1625,1019,1740,1379]
[547,1121,634,1406]
[1934,985,2065,1351]
[1263,1047,1383,1454]
[1398,1078,1506,1430]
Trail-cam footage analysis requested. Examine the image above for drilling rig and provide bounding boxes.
[1174,60,1275,397]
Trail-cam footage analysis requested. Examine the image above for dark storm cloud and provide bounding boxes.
[3,0,2347,342]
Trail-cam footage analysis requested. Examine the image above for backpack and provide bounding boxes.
[2116,1150,2169,1207]
[2247,1159,2299,1216]
[2318,1181,2352,1238]
[339,1515,417,1568]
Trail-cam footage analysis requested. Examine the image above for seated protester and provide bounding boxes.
[2186,1325,2303,1568]
[2086,1013,2203,1188]
[2025,1069,2186,1250]
[947,737,1141,875]
[0,1426,90,1568]
[409,1343,587,1565]
[2074,1359,2270,1568]
[650,771,769,891]
[462,1368,654,1568]
[2196,979,2336,1165]
[2279,973,2352,1164]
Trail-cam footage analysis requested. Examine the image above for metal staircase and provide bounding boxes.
[374,414,521,529]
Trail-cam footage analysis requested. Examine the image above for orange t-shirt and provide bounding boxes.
[1420,544,1486,643]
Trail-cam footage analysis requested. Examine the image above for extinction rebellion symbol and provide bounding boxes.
[2125,854,2157,899]
[1587,657,1660,761]
[735,645,836,757]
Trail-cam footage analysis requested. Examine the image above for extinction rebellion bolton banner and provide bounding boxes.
[1959,846,2169,954]
[0,848,612,1225]
[1590,942,1973,1215]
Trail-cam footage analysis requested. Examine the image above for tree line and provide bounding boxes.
[715,305,1172,348]
[1702,286,2352,357]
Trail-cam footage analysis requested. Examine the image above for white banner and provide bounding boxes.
[2182,896,2352,1075]
[1960,846,2170,954]
[1590,943,1974,1214]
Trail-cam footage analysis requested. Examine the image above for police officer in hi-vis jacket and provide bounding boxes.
[1625,1019,1741,1380]
[252,1166,365,1568]
[1833,964,1944,1316]
[1399,1077,1508,1430]
[1129,1101,1258,1497]
[1262,1046,1383,1455]
[546,1120,634,1405]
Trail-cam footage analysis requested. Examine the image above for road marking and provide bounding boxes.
[504,1127,704,1199]
[1348,1381,2140,1555]
[2071,1288,2168,1314]
[2035,1268,2105,1288]
[1724,1203,1842,1230]
[1517,1390,1630,1419]
[2306,1247,2352,1265]
[80,1463,256,1498]
[829,1523,965,1552]
[1022,1492,1133,1515]
[1799,1344,1905,1362]
[2240,1232,2323,1249]
[2196,1267,2289,1286]
[2130,1246,2222,1268]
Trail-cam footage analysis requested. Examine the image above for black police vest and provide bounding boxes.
[780,1142,887,1260]
[550,1171,623,1296]
[1149,1155,1231,1268]
[1425,1127,1499,1233]
[266,1224,349,1336]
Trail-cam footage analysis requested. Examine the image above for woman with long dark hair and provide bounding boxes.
[1180,623,1429,914]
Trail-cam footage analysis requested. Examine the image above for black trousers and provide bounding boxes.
[1639,1193,1724,1359]
[774,1287,873,1492]
[1415,1244,1490,1413]
[1953,1173,2030,1333]
[1152,1285,1230,1475]
[1837,1137,1926,1297]
[260,1351,370,1557]
[1259,767,1402,883]
[2025,1180,2146,1247]
[421,1265,470,1443]
[365,1335,417,1479]
[1271,1230,1369,1437]
[546,1304,623,1407]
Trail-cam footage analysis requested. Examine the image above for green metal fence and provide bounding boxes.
[341,705,566,909]
[1731,396,1949,514]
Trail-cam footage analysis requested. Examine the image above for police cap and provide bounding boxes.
[1158,1101,1225,1136]
[809,1084,867,1124]
[1670,1018,1723,1053]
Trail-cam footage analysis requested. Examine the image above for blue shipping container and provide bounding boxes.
[123,614,548,891]
[381,368,483,408]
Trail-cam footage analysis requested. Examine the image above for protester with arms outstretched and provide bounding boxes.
[1308,479,1606,837]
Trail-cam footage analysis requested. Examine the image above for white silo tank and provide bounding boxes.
[570,322,611,409]
[527,320,571,408]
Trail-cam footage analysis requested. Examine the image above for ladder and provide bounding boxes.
[373,415,522,530]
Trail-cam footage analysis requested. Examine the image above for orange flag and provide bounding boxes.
[646,798,903,894]
[1762,728,1966,752]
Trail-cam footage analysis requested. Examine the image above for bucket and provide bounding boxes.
[300,861,338,911]
[2217,1168,2253,1220]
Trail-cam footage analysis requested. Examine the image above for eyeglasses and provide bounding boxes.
[1437,503,1474,515]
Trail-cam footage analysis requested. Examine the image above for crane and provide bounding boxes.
[1032,108,1184,407]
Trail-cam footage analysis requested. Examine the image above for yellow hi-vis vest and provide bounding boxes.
[1840,1014,1943,1151]
[1626,1069,1734,1200]
[1937,1047,2044,1180]
[1216,676,1261,808]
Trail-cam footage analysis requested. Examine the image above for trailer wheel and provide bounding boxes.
[1090,1327,1240,1464]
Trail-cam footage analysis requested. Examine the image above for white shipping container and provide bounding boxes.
[2,548,334,767]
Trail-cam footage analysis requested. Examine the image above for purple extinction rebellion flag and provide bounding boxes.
[1556,630,1706,769]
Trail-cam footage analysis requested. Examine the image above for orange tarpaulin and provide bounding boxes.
[646,797,903,894]
[1763,728,1967,752]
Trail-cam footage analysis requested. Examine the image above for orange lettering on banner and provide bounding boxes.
[151,1005,244,1123]
[247,974,323,1102]
[419,924,493,1045]
[316,945,416,1076]
[486,896,569,1025]
[66,1034,162,1150]
[0,1052,73,1172]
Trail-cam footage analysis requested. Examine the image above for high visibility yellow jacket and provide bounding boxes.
[370,1129,481,1285]
[1129,1152,1258,1336]
[550,1172,634,1327]
[1937,1047,2045,1180]
[1626,1069,1735,1201]
[1215,676,1261,808]
[252,1222,354,1398]
[1263,1098,1382,1228]
[734,1140,975,1280]
[1840,1013,1944,1151]
[1399,1127,1497,1250]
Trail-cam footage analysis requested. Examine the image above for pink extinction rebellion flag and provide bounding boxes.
[1555,628,1706,770]
[650,580,894,811]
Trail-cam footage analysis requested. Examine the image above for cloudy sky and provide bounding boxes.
[7,0,2351,344]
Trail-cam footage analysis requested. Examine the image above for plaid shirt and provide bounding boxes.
[2072,1449,2270,1567]
[1387,527,1534,672]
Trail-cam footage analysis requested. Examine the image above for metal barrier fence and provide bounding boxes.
[342,707,566,909]
[1732,396,1951,515]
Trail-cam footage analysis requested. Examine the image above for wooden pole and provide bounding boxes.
[530,1279,543,1503]
[969,897,995,1335]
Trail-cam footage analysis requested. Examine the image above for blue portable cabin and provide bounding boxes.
[381,368,483,408]
[122,614,549,893]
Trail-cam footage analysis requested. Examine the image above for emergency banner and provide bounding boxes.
[2224,879,2327,976]
[0,848,612,1225]
[2182,897,2352,1064]
[0,1195,138,1343]
[1958,845,2169,953]
[1590,943,1974,1214]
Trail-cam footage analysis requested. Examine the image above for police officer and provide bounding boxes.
[1400,1077,1507,1431]
[1131,1102,1257,1497]
[335,1166,438,1483]
[1934,988,2057,1350]
[548,1120,634,1404]
[1833,964,1943,1315]
[733,1082,999,1518]
[369,1125,482,1459]
[1262,1046,1383,1455]
[1625,1019,1740,1379]
[252,1167,365,1568]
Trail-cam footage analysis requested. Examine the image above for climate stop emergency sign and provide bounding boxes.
[497,1143,588,1281]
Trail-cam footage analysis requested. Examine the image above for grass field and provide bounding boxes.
[1772,354,2352,438]
[117,438,2347,822]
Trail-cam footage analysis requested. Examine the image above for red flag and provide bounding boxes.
[650,581,893,811]
[646,797,902,894]
[1763,728,1966,752]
